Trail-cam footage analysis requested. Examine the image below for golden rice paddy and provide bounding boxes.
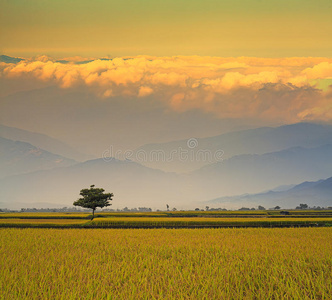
[1,227,331,299]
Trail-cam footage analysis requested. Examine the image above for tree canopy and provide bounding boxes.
[73,185,113,219]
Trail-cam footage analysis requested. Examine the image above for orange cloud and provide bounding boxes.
[138,86,153,97]
[302,62,332,79]
[1,56,332,123]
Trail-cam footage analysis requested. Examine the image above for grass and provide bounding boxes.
[1,227,331,299]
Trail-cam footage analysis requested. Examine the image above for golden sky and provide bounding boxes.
[1,0,332,57]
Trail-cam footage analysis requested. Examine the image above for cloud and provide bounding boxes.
[297,88,332,121]
[138,86,153,97]
[302,62,332,79]
[147,72,188,87]
[1,56,332,123]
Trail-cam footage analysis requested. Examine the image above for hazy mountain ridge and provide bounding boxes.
[207,176,332,209]
[190,144,332,199]
[1,144,332,209]
[0,137,78,179]
[0,124,93,161]
[0,158,185,209]
[135,122,332,172]
[1,122,332,209]
[0,86,254,157]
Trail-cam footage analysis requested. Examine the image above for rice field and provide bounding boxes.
[0,218,87,227]
[1,227,331,299]
[1,216,331,228]
[88,217,332,228]
[0,212,90,219]
[1,211,332,229]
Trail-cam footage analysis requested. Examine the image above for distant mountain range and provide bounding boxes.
[207,176,332,209]
[0,124,93,161]
[190,144,332,198]
[135,123,332,172]
[0,158,184,209]
[0,137,77,178]
[1,122,332,209]
[1,144,331,209]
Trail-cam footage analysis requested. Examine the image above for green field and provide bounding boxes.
[1,227,331,299]
[87,217,332,228]
[0,218,88,226]
[1,216,332,228]
[0,212,91,219]
[0,210,332,228]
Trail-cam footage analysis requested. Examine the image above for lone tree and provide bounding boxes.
[73,185,113,219]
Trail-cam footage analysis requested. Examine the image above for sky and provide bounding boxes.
[0,0,332,155]
[1,0,332,57]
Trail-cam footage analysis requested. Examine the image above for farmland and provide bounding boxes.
[1,216,332,228]
[0,218,88,226]
[1,227,331,299]
[87,217,332,228]
[0,211,331,299]
[0,210,332,228]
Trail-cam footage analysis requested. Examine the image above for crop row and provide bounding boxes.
[87,217,332,228]
[1,217,331,228]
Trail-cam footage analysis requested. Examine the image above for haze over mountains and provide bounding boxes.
[0,124,93,161]
[135,123,332,172]
[0,137,77,179]
[0,158,183,210]
[0,84,267,156]
[191,144,332,197]
[208,176,332,209]
[0,122,331,209]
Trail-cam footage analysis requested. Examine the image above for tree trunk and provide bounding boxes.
[92,208,95,220]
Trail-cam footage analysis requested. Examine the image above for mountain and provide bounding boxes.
[207,176,332,209]
[189,144,332,200]
[0,137,78,179]
[134,122,332,172]
[0,158,185,210]
[0,55,23,64]
[0,124,93,161]
[1,144,331,210]
[0,85,255,159]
